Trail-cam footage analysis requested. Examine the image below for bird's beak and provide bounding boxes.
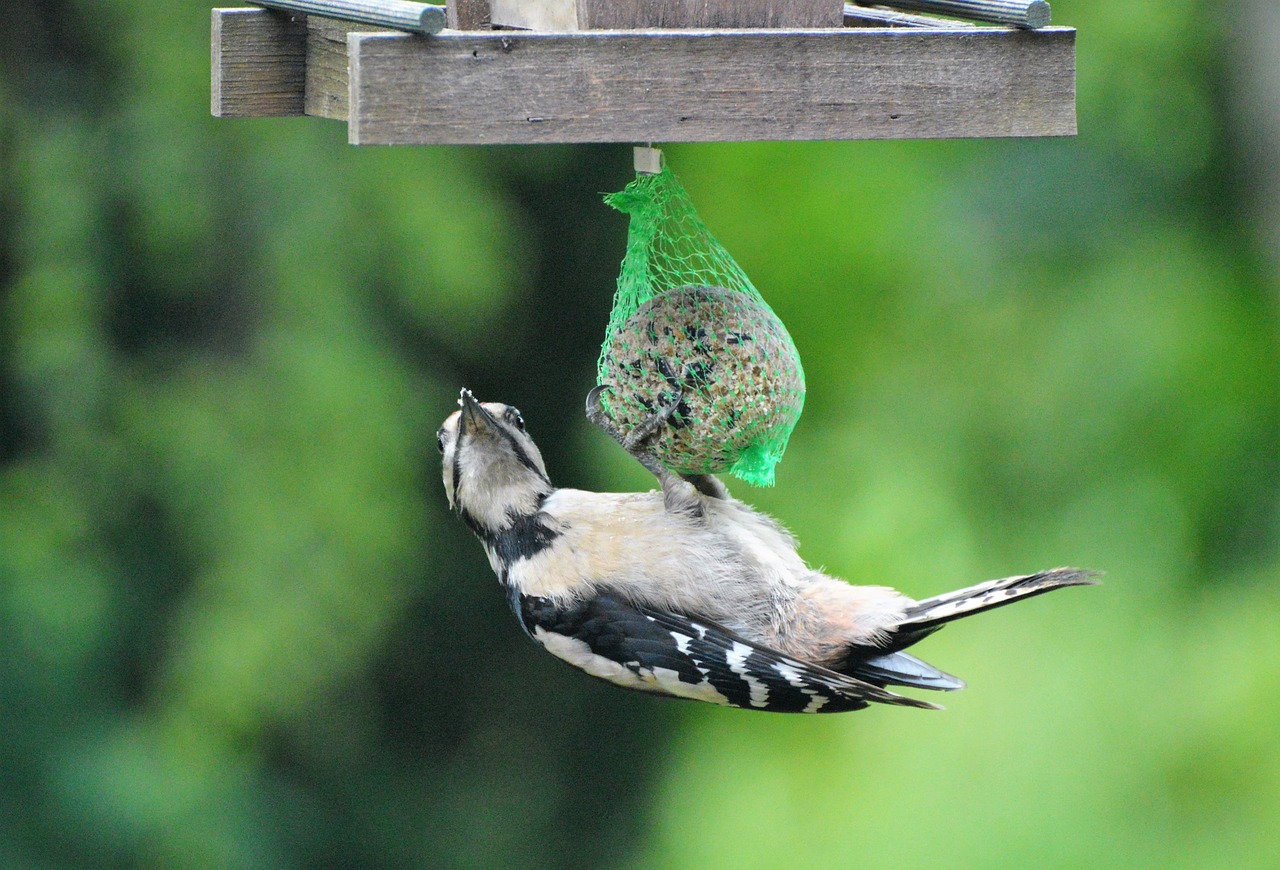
[458,388,495,435]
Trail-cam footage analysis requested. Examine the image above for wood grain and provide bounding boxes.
[447,0,491,30]
[346,27,1076,144]
[305,16,378,119]
[489,0,840,31]
[488,0,572,31]
[577,0,841,29]
[212,8,1076,142]
[212,7,307,118]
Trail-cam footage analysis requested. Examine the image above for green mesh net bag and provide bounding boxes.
[595,165,805,487]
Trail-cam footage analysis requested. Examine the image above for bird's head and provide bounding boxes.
[438,389,552,534]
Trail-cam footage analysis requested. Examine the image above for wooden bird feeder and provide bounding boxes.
[211,0,1075,145]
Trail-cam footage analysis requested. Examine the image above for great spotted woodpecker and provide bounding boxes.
[438,389,1095,713]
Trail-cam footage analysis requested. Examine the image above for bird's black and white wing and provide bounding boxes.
[517,592,938,713]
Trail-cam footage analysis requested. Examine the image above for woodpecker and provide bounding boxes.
[439,389,1096,713]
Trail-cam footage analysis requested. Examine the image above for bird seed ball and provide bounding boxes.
[599,284,804,477]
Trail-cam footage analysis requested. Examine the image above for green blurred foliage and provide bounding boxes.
[2,0,1278,867]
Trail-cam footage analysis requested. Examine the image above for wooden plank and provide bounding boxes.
[346,27,1076,145]
[447,0,491,30]
[489,0,841,31]
[489,0,575,31]
[577,0,842,29]
[578,0,839,29]
[309,17,400,120]
[212,7,307,118]
[306,16,360,119]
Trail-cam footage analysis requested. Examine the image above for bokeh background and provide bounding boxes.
[3,1,1279,867]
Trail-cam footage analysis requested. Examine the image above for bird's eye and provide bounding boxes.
[436,429,446,453]
[506,408,526,432]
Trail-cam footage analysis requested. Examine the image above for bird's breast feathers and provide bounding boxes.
[505,488,806,608]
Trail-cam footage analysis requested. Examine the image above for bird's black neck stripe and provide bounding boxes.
[462,492,560,571]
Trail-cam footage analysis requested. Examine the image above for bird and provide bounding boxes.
[438,388,1097,713]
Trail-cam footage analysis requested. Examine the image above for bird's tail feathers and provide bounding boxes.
[900,567,1100,633]
[848,650,966,692]
[861,681,943,710]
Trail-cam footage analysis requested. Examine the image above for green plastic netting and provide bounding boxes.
[595,166,805,487]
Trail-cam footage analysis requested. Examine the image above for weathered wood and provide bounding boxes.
[211,7,1076,142]
[447,0,491,30]
[577,0,842,29]
[304,16,383,119]
[212,7,307,117]
[253,0,447,34]
[489,0,574,30]
[489,0,841,31]
[844,3,973,28]
[859,0,1050,29]
[346,27,1076,144]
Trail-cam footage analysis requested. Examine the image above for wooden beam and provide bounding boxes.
[346,27,1076,144]
[212,7,307,118]
[489,0,842,31]
[580,0,842,28]
[211,8,1076,143]
[306,16,381,119]
[447,0,491,30]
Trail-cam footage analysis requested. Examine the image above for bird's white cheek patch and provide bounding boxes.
[533,628,730,706]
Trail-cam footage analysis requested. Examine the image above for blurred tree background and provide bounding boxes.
[2,1,1278,867]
